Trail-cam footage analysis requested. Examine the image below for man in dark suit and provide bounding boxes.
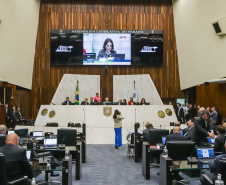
[177,103,184,124]
[81,98,89,105]
[205,154,226,182]
[143,121,154,142]
[188,104,194,119]
[213,125,225,153]
[191,110,215,145]
[90,97,94,105]
[166,126,187,143]
[184,118,195,140]
[63,97,72,105]
[0,133,33,184]
[117,99,123,105]
[17,107,23,119]
[10,106,20,129]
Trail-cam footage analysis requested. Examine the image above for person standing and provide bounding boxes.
[113,109,124,149]
[10,106,19,129]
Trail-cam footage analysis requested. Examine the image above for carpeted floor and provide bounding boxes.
[36,144,203,185]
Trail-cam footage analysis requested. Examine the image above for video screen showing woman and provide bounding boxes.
[97,38,116,60]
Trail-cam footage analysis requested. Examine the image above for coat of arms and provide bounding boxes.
[103,107,112,117]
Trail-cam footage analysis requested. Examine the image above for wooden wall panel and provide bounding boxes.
[197,84,226,119]
[30,0,193,119]
[16,89,30,119]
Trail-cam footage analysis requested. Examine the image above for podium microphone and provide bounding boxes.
[160,125,161,130]
[83,109,85,124]
[143,122,144,131]
[135,109,136,124]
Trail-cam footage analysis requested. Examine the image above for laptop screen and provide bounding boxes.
[8,130,15,134]
[26,150,31,161]
[197,148,214,159]
[33,131,43,137]
[44,138,57,146]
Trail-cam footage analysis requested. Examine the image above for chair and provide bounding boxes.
[0,135,6,147]
[0,153,28,185]
[127,133,135,159]
[200,158,226,185]
[166,141,196,161]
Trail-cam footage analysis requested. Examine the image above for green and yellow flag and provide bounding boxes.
[75,81,79,105]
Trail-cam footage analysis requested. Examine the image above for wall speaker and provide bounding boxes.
[212,17,226,35]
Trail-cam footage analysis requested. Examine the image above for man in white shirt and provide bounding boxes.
[126,123,143,144]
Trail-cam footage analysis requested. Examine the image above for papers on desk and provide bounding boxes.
[34,137,45,140]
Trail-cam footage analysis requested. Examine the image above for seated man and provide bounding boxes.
[126,123,143,144]
[90,97,94,105]
[81,98,89,105]
[212,125,225,153]
[117,98,123,105]
[166,126,187,143]
[184,118,195,140]
[63,97,72,105]
[170,122,180,134]
[201,154,226,183]
[0,133,33,184]
[0,125,7,137]
[102,97,111,105]
[143,121,154,142]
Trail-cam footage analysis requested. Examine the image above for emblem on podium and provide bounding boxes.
[103,107,112,117]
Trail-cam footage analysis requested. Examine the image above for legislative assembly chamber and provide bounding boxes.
[0,0,226,185]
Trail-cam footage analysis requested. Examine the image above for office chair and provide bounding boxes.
[200,158,226,185]
[0,153,28,185]
[0,135,6,147]
[167,141,195,185]
[127,133,135,159]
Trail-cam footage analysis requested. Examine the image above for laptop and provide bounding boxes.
[44,138,57,148]
[7,130,15,134]
[26,150,31,162]
[33,131,43,137]
[197,148,215,163]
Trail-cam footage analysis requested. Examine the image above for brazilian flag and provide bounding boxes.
[75,81,79,105]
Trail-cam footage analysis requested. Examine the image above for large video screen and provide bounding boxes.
[50,30,163,66]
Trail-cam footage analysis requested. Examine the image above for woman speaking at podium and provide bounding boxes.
[113,109,124,149]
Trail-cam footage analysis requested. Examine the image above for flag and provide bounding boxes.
[75,81,79,105]
[133,80,137,102]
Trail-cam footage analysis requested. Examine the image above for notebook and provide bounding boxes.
[33,131,43,137]
[197,148,215,163]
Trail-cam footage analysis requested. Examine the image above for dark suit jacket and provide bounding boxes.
[192,117,210,143]
[63,100,72,105]
[209,154,226,177]
[183,127,190,135]
[90,101,94,105]
[10,110,20,123]
[81,101,89,105]
[0,144,33,180]
[214,135,225,153]
[166,133,187,143]
[184,125,195,140]
[188,107,194,118]
[177,107,184,122]
[143,127,154,142]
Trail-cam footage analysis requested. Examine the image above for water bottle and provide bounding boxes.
[65,147,70,159]
[163,146,168,157]
[47,159,51,170]
[215,174,224,185]
[31,178,36,185]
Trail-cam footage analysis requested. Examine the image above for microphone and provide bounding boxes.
[188,149,197,163]
[160,125,161,130]
[143,122,144,131]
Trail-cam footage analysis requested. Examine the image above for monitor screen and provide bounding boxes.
[197,148,214,159]
[57,129,77,146]
[33,131,43,137]
[50,30,163,66]
[44,138,57,146]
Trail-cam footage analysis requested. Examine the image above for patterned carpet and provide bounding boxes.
[36,144,202,185]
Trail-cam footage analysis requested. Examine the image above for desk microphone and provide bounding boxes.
[143,122,144,131]
[188,149,197,163]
